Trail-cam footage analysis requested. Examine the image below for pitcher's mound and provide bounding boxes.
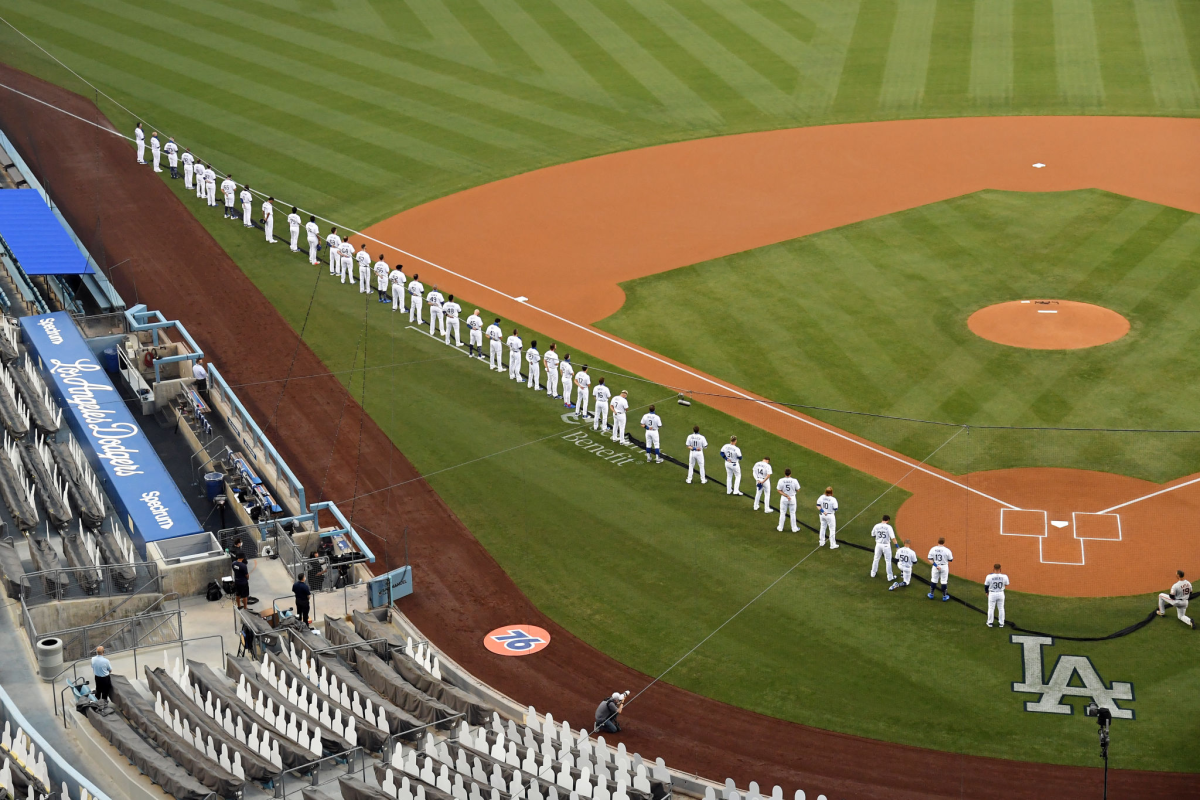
[968,300,1129,350]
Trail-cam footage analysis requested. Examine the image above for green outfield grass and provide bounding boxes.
[599,189,1200,482]
[178,177,1199,771]
[4,0,1200,771]
[3,0,1200,228]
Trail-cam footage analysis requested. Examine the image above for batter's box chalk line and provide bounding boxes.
[999,508,1122,565]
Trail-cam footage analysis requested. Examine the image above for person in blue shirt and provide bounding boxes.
[91,646,113,701]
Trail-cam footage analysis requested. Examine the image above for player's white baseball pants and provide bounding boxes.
[207,183,217,206]
[593,399,609,431]
[184,164,193,189]
[526,362,540,390]
[243,203,253,227]
[576,386,589,417]
[987,593,1005,626]
[445,318,461,346]
[644,430,659,457]
[168,153,178,173]
[687,451,705,483]
[611,412,627,443]
[409,296,424,324]
[545,367,558,396]
[931,564,949,588]
[470,329,482,353]
[725,462,741,494]
[152,148,161,172]
[819,513,837,547]
[753,482,771,512]
[777,496,798,532]
[489,340,502,370]
[561,372,573,401]
[329,246,339,274]
[898,564,912,586]
[340,257,353,283]
[392,283,406,311]
[1158,595,1191,625]
[265,216,274,243]
[508,350,521,380]
[429,308,444,336]
[871,543,894,580]
[137,139,145,163]
[377,275,388,296]
[359,265,370,293]
[290,226,301,251]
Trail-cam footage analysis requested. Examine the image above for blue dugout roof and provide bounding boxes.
[0,190,92,275]
[21,312,203,545]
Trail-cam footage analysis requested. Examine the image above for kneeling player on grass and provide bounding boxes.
[1157,569,1193,628]
[927,537,953,601]
[985,564,1010,627]
[890,539,917,591]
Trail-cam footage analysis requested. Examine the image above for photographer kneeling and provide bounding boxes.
[595,691,629,734]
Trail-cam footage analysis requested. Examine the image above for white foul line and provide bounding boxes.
[1099,475,1200,513]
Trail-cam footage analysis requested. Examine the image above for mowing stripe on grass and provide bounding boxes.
[969,0,1014,103]
[879,0,938,109]
[1052,0,1105,106]
[405,0,495,69]
[1133,0,1200,110]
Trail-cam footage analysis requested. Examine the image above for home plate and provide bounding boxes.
[1050,520,1069,528]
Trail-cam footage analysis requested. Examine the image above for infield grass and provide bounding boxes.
[599,189,1200,483]
[172,177,1200,772]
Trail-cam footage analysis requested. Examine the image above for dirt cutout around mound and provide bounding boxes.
[2,68,1195,797]
[365,115,1200,599]
[969,300,1130,349]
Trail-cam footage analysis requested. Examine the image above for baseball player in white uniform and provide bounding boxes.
[927,538,953,601]
[685,426,707,484]
[150,132,162,172]
[870,515,897,582]
[389,265,407,311]
[776,469,800,532]
[287,207,302,251]
[305,216,320,264]
[134,123,145,163]
[610,390,629,443]
[890,540,917,591]
[751,457,773,512]
[373,257,390,302]
[1157,569,1193,628]
[338,239,354,285]
[592,378,612,432]
[984,565,1010,627]
[543,344,559,396]
[261,197,275,243]
[164,137,179,178]
[221,176,237,219]
[486,318,503,370]
[240,186,254,227]
[816,487,838,548]
[356,244,372,292]
[574,367,591,418]
[194,161,206,198]
[506,330,523,381]
[407,275,425,323]
[426,287,444,334]
[641,404,663,462]
[467,310,484,358]
[326,227,342,275]
[720,436,743,495]
[443,296,462,345]
[525,341,540,390]
[181,148,195,189]
[559,356,574,406]
[204,165,216,207]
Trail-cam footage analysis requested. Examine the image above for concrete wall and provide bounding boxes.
[148,548,231,597]
[27,593,163,634]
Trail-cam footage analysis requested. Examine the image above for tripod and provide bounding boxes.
[1087,702,1113,799]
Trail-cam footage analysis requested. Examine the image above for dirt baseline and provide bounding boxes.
[968,300,1131,349]
[2,68,1194,797]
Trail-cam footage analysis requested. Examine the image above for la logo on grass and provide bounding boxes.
[1011,635,1134,719]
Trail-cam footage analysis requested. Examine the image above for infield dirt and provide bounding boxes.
[0,66,1193,798]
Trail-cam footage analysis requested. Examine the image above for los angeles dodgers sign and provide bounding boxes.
[484,625,551,656]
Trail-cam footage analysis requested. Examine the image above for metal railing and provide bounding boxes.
[274,745,366,800]
[27,593,185,662]
[19,561,161,604]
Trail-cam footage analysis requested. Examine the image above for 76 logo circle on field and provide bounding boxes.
[484,625,551,656]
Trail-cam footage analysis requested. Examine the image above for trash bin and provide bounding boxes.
[205,472,225,501]
[101,347,119,374]
[36,637,62,681]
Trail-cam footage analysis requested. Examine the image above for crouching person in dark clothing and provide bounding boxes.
[595,691,628,733]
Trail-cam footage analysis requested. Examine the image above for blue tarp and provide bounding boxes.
[20,312,203,545]
[0,190,92,275]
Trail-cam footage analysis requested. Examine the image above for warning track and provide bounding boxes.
[1,66,1193,797]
